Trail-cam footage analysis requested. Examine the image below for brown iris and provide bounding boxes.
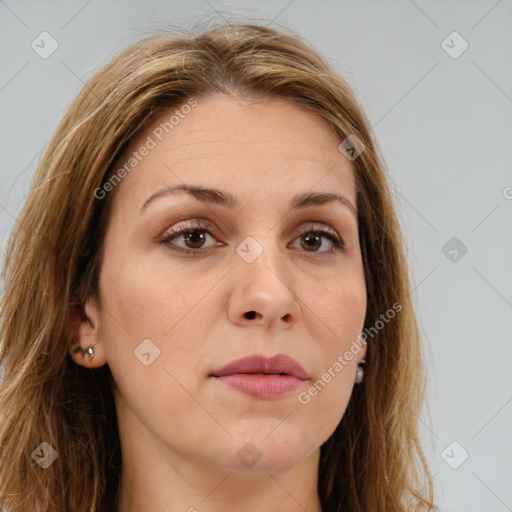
[300,232,322,251]
[183,230,206,249]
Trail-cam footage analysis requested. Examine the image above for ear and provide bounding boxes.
[67,296,107,368]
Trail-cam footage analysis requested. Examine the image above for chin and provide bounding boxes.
[213,433,317,475]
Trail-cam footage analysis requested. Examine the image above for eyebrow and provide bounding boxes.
[140,184,357,217]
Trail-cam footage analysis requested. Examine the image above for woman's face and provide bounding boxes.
[73,94,367,475]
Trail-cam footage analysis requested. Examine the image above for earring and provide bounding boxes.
[85,346,94,363]
[73,346,94,363]
[355,359,366,384]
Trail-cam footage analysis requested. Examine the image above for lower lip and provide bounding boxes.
[212,373,306,400]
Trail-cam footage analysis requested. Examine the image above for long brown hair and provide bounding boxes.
[0,22,438,511]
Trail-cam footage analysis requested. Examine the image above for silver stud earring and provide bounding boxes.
[73,345,94,363]
[355,359,366,384]
[85,346,94,363]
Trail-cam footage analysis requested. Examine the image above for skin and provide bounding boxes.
[69,94,367,512]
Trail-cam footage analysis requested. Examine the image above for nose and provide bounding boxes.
[226,237,302,332]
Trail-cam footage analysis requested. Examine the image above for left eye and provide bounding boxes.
[290,228,344,253]
[159,221,344,255]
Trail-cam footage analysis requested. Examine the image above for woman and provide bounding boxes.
[0,22,438,512]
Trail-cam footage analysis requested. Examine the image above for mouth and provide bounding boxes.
[209,353,310,400]
[209,353,310,380]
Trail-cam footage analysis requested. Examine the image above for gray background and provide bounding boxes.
[1,1,511,510]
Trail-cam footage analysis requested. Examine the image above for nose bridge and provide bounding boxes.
[228,229,301,329]
[235,229,285,283]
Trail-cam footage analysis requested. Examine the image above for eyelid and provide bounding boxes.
[298,222,338,238]
[158,218,217,239]
[158,217,343,241]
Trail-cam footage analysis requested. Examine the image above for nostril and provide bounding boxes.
[245,311,257,319]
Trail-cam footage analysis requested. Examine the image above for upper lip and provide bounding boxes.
[210,354,310,380]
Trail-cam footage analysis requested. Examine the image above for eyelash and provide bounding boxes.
[157,218,345,256]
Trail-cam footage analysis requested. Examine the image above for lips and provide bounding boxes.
[210,353,310,380]
[209,353,310,400]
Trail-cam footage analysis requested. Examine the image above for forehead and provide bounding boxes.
[110,94,356,210]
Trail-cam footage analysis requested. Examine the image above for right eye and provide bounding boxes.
[158,219,223,254]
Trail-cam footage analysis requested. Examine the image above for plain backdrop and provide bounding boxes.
[1,1,511,511]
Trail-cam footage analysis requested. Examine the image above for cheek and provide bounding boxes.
[297,292,365,438]
[297,367,356,446]
[309,274,367,343]
[100,254,203,338]
[298,278,366,421]
[98,254,220,388]
[99,256,212,432]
